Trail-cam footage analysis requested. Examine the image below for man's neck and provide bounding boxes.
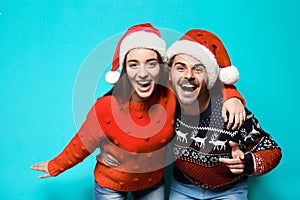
[180,90,211,116]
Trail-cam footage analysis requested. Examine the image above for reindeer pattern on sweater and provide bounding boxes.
[172,94,281,188]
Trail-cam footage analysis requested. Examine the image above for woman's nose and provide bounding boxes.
[138,65,149,79]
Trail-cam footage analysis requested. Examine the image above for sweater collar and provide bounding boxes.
[128,91,160,111]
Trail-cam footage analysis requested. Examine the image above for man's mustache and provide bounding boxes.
[177,77,199,87]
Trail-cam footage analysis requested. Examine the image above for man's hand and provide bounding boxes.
[219,141,245,174]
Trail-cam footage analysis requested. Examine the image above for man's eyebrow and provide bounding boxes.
[194,63,206,68]
[174,61,186,66]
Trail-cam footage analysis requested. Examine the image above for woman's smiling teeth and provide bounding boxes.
[137,80,152,88]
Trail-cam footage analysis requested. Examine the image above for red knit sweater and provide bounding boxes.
[48,88,176,191]
[47,85,243,192]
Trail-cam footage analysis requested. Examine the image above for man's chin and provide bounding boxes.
[178,97,198,106]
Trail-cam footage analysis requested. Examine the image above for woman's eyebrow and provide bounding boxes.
[127,59,138,63]
[146,58,159,62]
[127,58,158,63]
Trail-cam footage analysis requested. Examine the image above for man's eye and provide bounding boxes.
[194,67,204,74]
[175,65,185,71]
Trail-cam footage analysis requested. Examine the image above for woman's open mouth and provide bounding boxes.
[136,80,152,92]
[137,80,151,88]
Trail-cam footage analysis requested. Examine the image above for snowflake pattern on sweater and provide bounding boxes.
[173,94,282,188]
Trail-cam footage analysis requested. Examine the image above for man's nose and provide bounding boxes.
[185,69,194,80]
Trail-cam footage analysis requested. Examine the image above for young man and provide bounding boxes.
[167,29,282,199]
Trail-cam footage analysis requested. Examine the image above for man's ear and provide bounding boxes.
[165,66,171,81]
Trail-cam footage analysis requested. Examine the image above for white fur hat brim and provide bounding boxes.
[168,40,219,89]
[119,31,167,70]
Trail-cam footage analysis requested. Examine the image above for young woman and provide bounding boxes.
[31,23,245,200]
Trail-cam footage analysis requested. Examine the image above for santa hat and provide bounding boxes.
[167,29,239,89]
[105,23,167,84]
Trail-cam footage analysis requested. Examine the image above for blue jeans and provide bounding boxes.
[94,179,165,200]
[169,176,248,200]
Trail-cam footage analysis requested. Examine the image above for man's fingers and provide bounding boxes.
[229,168,244,174]
[219,157,243,165]
[219,157,245,174]
[229,141,245,160]
[229,141,238,150]
[220,141,246,174]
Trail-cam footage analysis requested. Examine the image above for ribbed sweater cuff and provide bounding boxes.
[244,152,254,175]
[48,159,63,176]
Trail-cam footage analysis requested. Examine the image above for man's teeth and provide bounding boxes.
[182,84,194,88]
[181,84,196,92]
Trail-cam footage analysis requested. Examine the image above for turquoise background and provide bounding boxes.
[0,0,298,199]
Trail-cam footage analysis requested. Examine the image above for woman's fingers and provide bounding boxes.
[39,173,51,179]
[30,161,51,178]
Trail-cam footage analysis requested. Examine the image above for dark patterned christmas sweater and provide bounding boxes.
[172,94,282,189]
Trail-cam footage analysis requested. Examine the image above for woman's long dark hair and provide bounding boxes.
[104,49,169,103]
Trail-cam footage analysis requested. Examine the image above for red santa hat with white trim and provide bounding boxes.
[167,29,239,89]
[105,23,167,84]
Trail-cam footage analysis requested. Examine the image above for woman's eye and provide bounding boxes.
[129,63,138,68]
[147,62,158,68]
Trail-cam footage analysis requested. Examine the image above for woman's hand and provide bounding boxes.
[222,97,246,130]
[30,161,52,178]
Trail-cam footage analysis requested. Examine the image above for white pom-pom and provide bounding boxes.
[105,71,120,84]
[219,65,239,85]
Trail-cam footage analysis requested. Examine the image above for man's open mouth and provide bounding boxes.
[180,84,197,92]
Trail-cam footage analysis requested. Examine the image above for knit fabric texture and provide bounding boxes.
[48,87,176,192]
[172,93,281,189]
[47,84,245,192]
